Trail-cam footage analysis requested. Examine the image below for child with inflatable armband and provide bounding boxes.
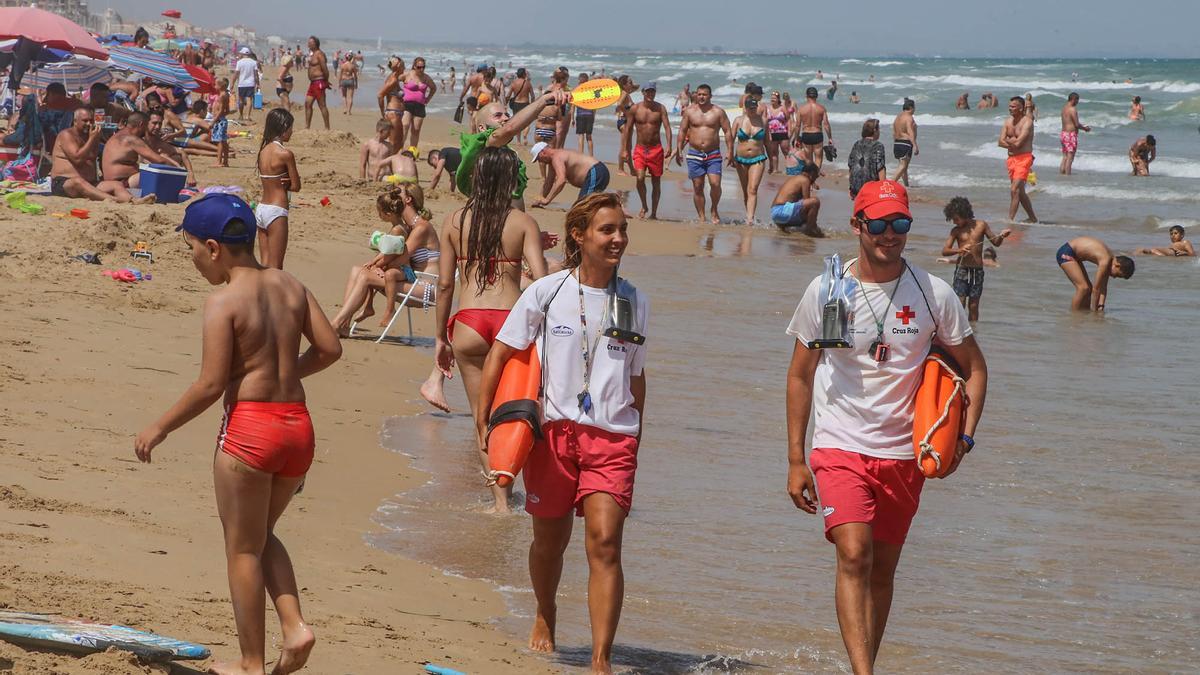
[358,199,420,326]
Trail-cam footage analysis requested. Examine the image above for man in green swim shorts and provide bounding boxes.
[458,89,570,208]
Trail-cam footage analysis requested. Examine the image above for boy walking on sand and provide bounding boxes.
[134,194,342,675]
[212,78,232,167]
[940,197,1012,322]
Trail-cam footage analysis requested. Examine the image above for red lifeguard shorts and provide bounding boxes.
[809,447,925,545]
[523,420,639,518]
[218,401,315,477]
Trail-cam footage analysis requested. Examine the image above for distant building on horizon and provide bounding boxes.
[2,0,99,30]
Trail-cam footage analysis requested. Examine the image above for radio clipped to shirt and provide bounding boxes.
[809,253,857,349]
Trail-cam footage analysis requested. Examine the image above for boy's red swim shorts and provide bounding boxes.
[218,401,315,477]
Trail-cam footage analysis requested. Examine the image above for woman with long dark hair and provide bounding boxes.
[434,146,549,512]
[256,108,300,269]
[475,193,649,672]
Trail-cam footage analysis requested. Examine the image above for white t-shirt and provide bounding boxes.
[235,58,259,88]
[496,269,649,437]
[786,261,971,460]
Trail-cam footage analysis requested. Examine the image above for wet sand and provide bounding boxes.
[0,99,720,673]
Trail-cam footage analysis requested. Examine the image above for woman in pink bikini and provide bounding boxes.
[435,146,550,513]
[765,90,791,174]
[400,56,437,150]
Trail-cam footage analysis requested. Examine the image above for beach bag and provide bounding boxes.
[453,102,465,124]
[1,152,39,182]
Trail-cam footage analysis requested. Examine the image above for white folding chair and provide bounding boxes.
[349,271,439,343]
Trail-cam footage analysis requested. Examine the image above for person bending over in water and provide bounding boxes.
[940,196,1012,322]
[1137,225,1195,257]
[1055,235,1135,312]
[1130,135,1156,176]
[476,192,649,675]
[136,194,342,675]
[434,147,549,511]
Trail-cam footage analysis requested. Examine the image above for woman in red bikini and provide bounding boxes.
[435,146,549,513]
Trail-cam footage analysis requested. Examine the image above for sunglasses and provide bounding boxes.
[415,65,425,69]
[862,216,913,235]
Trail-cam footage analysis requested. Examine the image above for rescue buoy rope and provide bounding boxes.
[483,469,514,487]
[917,355,968,471]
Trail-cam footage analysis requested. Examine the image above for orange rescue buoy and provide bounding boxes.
[912,346,968,478]
[486,346,543,487]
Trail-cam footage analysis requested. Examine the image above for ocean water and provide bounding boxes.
[352,50,1200,228]
[358,51,1200,673]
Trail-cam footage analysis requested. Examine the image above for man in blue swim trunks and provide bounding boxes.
[527,142,611,207]
[1056,235,1134,312]
[770,162,824,236]
[676,84,733,223]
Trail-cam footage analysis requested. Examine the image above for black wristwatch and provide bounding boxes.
[960,433,975,453]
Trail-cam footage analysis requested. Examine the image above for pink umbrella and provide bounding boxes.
[0,7,108,59]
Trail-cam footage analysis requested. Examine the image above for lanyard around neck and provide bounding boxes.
[576,270,604,413]
[856,260,907,340]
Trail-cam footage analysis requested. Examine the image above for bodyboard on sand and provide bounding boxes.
[0,611,210,661]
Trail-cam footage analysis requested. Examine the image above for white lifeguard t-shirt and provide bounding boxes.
[235,58,259,88]
[786,261,971,460]
[496,269,649,437]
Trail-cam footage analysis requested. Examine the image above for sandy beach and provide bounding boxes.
[0,101,715,673]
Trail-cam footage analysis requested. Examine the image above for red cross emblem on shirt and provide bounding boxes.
[895,306,916,324]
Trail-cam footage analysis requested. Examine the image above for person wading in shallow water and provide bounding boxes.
[476,193,649,675]
[785,180,989,675]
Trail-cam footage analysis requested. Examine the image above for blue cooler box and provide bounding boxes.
[139,163,189,203]
[254,90,263,109]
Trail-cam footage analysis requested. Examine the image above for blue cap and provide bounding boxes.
[643,81,658,90]
[176,193,256,244]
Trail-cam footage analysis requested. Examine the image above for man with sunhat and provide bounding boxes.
[620,80,672,219]
[528,141,609,207]
[783,180,990,674]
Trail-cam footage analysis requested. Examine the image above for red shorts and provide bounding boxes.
[306,78,328,100]
[218,401,315,477]
[1006,152,1034,181]
[632,144,664,177]
[809,447,924,545]
[523,420,639,518]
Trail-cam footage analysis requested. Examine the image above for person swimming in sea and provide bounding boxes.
[1137,225,1195,257]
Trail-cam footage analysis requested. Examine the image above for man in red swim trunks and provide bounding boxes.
[999,95,1037,222]
[304,35,331,130]
[135,194,342,674]
[784,180,990,675]
[620,81,672,219]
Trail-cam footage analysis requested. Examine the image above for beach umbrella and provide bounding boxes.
[0,38,71,63]
[183,64,216,95]
[151,38,183,51]
[0,7,109,59]
[107,46,197,89]
[162,10,182,19]
[25,58,113,91]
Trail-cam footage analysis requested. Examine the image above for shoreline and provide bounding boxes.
[0,99,722,674]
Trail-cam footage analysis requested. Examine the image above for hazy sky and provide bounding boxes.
[111,0,1199,58]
